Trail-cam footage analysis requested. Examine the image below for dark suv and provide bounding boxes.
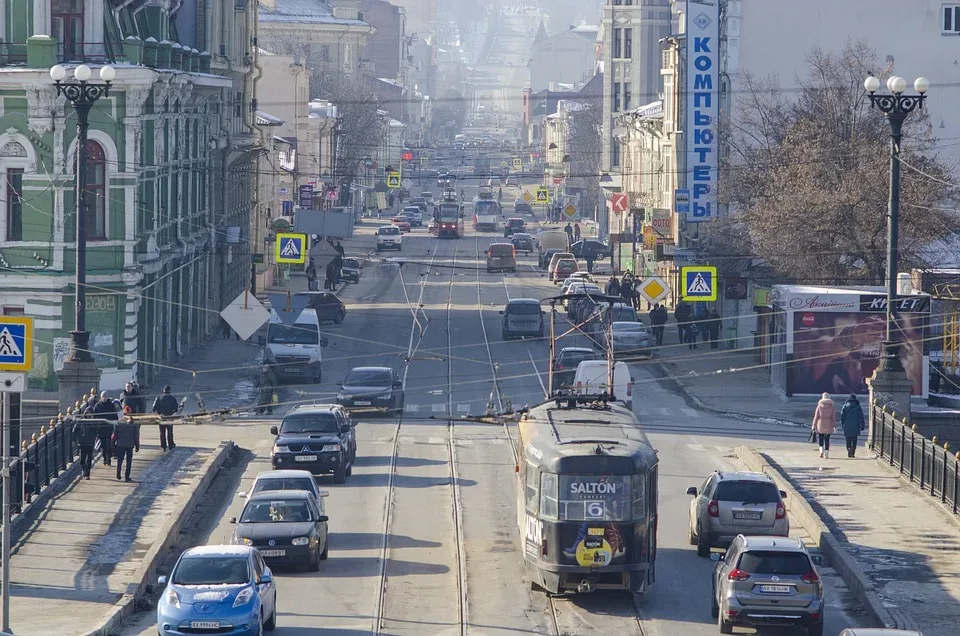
[503,218,526,236]
[301,291,347,324]
[712,535,824,636]
[270,404,357,483]
[552,347,599,392]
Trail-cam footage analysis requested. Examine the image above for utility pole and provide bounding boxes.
[1,392,9,632]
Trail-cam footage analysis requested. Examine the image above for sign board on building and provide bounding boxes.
[298,184,314,209]
[251,253,264,265]
[386,172,401,189]
[651,208,672,237]
[275,233,307,264]
[675,189,690,215]
[553,176,563,185]
[611,193,628,213]
[278,187,290,197]
[0,316,33,372]
[859,295,931,313]
[642,227,658,250]
[535,187,550,204]
[294,209,356,239]
[681,266,717,302]
[685,1,719,222]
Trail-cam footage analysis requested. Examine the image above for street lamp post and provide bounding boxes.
[50,63,115,363]
[863,74,928,372]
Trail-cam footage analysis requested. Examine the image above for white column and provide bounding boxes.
[33,0,50,36]
[87,0,105,46]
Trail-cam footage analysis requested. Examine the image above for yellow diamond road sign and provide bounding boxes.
[535,187,550,204]
[637,276,671,304]
[522,192,532,203]
[386,172,401,189]
[562,203,577,220]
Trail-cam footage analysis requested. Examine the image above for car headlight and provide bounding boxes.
[164,588,181,608]
[272,445,290,454]
[291,537,310,546]
[322,444,342,452]
[232,586,255,608]
[236,537,253,546]
[379,390,393,398]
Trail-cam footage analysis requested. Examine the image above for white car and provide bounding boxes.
[401,206,423,226]
[241,469,329,508]
[376,225,402,251]
[560,272,596,291]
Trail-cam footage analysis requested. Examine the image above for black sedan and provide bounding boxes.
[337,366,404,414]
[570,239,611,260]
[231,489,329,571]
[302,291,347,324]
[511,232,534,253]
[513,200,533,214]
[503,218,526,237]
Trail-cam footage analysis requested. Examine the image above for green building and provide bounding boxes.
[0,0,258,391]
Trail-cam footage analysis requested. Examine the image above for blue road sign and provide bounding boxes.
[681,266,717,302]
[276,232,307,264]
[675,189,690,215]
[0,316,33,372]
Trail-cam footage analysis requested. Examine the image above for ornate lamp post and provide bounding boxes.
[863,74,928,372]
[50,63,115,363]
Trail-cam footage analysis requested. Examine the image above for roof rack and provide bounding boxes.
[552,394,613,410]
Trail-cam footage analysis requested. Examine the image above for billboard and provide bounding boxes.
[789,312,925,396]
[685,0,719,222]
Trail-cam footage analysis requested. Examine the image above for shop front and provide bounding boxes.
[769,285,930,398]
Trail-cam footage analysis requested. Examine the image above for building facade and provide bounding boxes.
[357,0,408,80]
[1,0,255,391]
[529,25,599,93]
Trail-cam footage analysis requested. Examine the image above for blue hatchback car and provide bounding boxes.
[156,545,277,636]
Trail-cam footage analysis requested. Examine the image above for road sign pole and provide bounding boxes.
[1,391,10,632]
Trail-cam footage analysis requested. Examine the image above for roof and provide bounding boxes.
[252,469,315,479]
[558,346,594,353]
[347,366,393,372]
[256,110,285,126]
[716,471,774,483]
[182,545,255,557]
[506,297,540,304]
[534,21,549,43]
[740,536,806,552]
[248,489,314,501]
[259,0,370,25]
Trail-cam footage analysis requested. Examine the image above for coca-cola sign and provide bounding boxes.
[786,294,857,310]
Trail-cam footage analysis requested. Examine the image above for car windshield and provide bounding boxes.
[715,480,781,503]
[280,413,340,434]
[614,322,647,333]
[403,208,420,214]
[475,201,499,214]
[558,350,596,366]
[379,227,400,235]
[737,551,812,575]
[343,259,359,268]
[508,219,524,226]
[555,475,631,521]
[253,478,315,494]
[173,556,250,586]
[514,233,531,239]
[609,306,637,321]
[240,498,314,523]
[345,369,392,386]
[267,323,318,345]
[507,303,540,315]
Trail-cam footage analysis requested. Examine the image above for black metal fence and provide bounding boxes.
[869,403,960,515]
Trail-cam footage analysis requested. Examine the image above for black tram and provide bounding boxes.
[516,396,658,595]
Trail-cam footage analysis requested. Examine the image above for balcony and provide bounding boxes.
[57,41,123,64]
[0,42,27,65]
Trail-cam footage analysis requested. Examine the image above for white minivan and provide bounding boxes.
[571,360,633,404]
[263,309,327,382]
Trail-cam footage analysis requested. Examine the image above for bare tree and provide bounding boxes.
[567,99,602,216]
[719,41,958,284]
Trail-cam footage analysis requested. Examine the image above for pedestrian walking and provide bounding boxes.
[707,309,722,350]
[92,391,119,466]
[120,381,145,415]
[585,250,594,274]
[257,366,278,415]
[674,301,691,345]
[620,274,634,306]
[839,394,866,458]
[334,241,346,259]
[324,261,335,291]
[152,385,179,451]
[812,392,837,459]
[564,222,573,245]
[112,417,140,482]
[573,223,581,242]
[72,414,97,480]
[605,276,621,297]
[650,304,666,346]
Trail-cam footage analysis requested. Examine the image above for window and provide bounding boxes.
[540,472,558,519]
[623,82,632,110]
[624,29,632,58]
[82,141,106,240]
[5,169,23,241]
[613,28,622,58]
[631,473,646,520]
[557,475,631,521]
[612,138,621,168]
[613,83,621,112]
[524,462,539,513]
[52,0,84,62]
[945,5,960,32]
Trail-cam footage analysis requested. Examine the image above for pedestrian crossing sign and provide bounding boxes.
[275,232,307,265]
[0,316,32,372]
[386,172,401,189]
[513,158,522,170]
[535,187,550,204]
[681,266,717,302]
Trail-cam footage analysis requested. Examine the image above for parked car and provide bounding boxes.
[392,216,411,232]
[341,258,361,283]
[337,366,405,414]
[155,545,278,636]
[605,321,655,358]
[231,489,329,570]
[570,239,611,260]
[300,291,346,324]
[687,471,789,557]
[511,232,534,253]
[500,298,544,339]
[503,218,526,236]
[539,248,563,270]
[551,346,600,392]
[547,252,575,279]
[505,177,519,187]
[269,404,356,483]
[711,535,823,636]
[568,294,600,325]
[242,469,328,508]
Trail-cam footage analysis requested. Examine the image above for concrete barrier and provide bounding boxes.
[80,440,236,636]
[734,446,909,631]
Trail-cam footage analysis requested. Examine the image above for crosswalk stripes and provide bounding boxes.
[404,403,478,414]
[405,404,420,413]
[432,404,446,413]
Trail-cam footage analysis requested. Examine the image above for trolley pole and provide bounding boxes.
[1,392,10,632]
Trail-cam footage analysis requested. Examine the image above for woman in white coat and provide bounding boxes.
[812,392,837,459]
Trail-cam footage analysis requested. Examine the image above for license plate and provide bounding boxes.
[295,455,316,462]
[284,366,300,372]
[353,400,371,406]
[190,621,221,629]
[733,512,763,520]
[259,549,285,557]
[759,584,791,594]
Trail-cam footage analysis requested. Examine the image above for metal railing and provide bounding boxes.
[56,41,122,64]
[0,42,27,66]
[870,403,960,515]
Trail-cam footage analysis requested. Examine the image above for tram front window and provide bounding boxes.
[556,475,632,521]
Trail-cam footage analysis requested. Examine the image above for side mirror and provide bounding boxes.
[229,517,237,524]
[270,425,279,435]
[157,575,168,585]
[259,572,273,584]
[317,515,329,523]
[257,336,266,346]
[393,380,403,388]
[483,250,488,255]
[780,490,788,499]
[709,552,722,562]
[319,489,330,498]
[686,487,697,496]
[238,492,247,498]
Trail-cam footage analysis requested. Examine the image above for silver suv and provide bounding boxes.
[711,535,824,636]
[687,471,789,557]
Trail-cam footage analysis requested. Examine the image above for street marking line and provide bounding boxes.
[687,443,705,452]
[405,404,420,413]
[457,404,471,412]
[432,403,446,413]
[681,407,700,417]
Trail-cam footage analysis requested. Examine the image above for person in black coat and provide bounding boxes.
[112,418,140,482]
[91,392,119,466]
[120,382,145,414]
[72,412,98,479]
[707,309,722,349]
[152,385,180,451]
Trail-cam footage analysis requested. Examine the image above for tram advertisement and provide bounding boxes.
[558,475,631,567]
[562,524,625,567]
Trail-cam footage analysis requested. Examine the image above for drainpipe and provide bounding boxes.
[250,0,264,292]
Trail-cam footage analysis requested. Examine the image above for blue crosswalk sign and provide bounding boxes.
[275,232,307,264]
[0,316,32,371]
[681,266,717,302]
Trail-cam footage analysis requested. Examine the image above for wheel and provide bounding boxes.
[696,525,711,557]
[718,613,733,634]
[334,310,345,324]
[808,622,824,636]
[265,605,277,630]
[333,461,347,484]
[319,540,329,560]
[308,547,321,572]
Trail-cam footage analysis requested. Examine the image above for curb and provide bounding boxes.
[734,446,916,631]
[80,441,236,636]
[648,360,805,428]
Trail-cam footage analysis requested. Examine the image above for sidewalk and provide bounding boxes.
[8,444,214,635]
[758,444,960,632]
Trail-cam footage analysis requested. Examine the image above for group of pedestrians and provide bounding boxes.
[811,393,866,459]
[563,222,582,243]
[673,301,722,349]
[305,241,347,292]
[70,382,181,482]
[603,273,644,310]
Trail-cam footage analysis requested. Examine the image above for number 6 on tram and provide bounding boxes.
[516,399,658,595]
